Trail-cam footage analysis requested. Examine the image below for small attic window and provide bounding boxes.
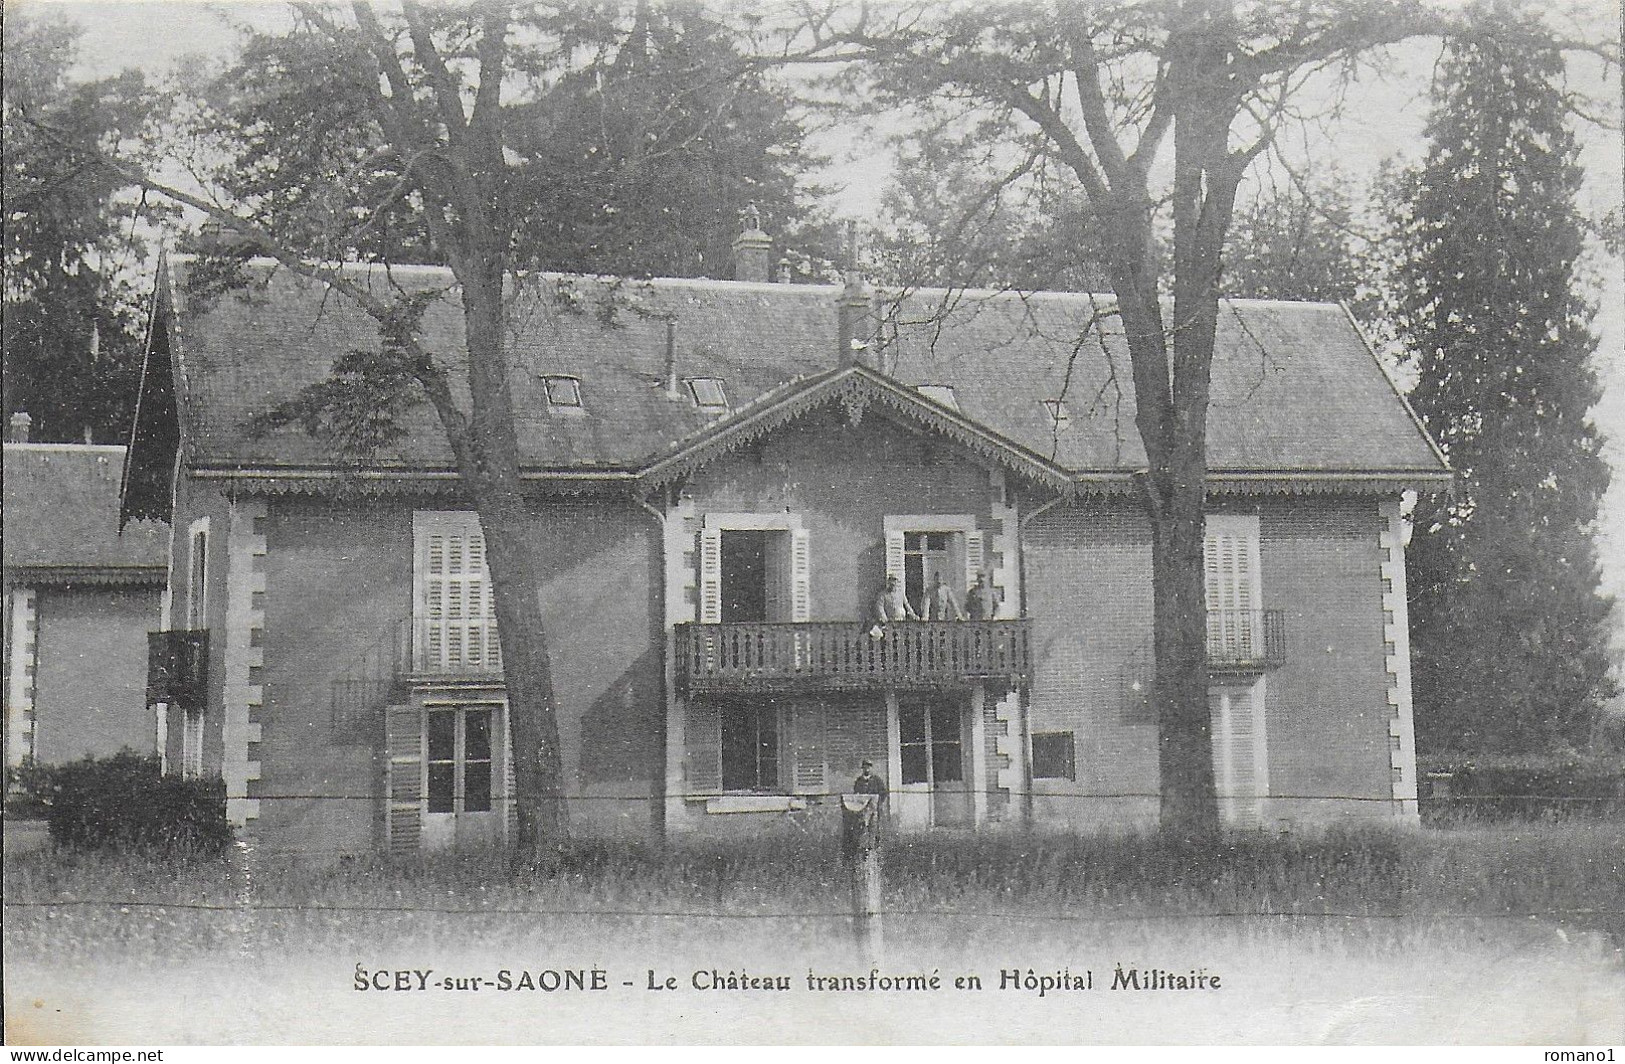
[541,375,582,408]
[1040,399,1071,432]
[916,384,960,412]
[685,377,729,410]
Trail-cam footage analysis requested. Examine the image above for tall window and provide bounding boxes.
[884,518,984,618]
[899,696,962,786]
[1204,514,1263,659]
[426,706,493,814]
[902,532,956,614]
[415,513,501,672]
[719,701,780,792]
[696,516,809,625]
[181,707,204,779]
[186,523,208,629]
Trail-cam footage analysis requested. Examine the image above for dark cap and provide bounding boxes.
[860,759,874,768]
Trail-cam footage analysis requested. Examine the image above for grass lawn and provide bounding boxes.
[5,823,1623,1043]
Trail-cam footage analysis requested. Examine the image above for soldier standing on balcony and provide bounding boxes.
[966,571,1001,620]
[923,572,966,620]
[873,574,919,627]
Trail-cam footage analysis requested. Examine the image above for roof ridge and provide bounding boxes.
[4,443,128,455]
[190,256,1346,310]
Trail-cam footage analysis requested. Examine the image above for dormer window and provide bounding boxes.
[1040,399,1070,432]
[916,384,960,412]
[685,377,729,410]
[541,375,582,408]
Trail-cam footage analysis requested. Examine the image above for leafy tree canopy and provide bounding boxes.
[3,12,163,443]
[191,1,820,280]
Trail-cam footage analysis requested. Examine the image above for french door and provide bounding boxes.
[895,694,970,829]
[422,704,502,849]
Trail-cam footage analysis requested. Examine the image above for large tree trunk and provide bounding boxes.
[1147,449,1219,839]
[457,258,570,854]
[1133,0,1244,839]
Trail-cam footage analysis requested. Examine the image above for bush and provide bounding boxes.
[5,757,53,818]
[1421,751,1625,824]
[45,751,232,856]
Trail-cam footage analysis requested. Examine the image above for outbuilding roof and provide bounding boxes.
[140,259,1448,492]
[3,443,169,583]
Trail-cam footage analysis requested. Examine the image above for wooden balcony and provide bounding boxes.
[676,619,1032,694]
[147,629,210,707]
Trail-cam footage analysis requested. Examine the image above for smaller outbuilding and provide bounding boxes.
[3,413,169,770]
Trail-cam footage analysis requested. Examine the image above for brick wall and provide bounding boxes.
[685,407,993,621]
[672,407,1003,833]
[1024,498,1160,830]
[1023,494,1400,830]
[252,494,661,857]
[1258,496,1393,822]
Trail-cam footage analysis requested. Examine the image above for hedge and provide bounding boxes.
[1420,752,1625,824]
[41,751,233,856]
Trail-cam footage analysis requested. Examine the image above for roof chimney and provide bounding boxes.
[837,221,872,367]
[732,203,772,284]
[8,411,31,443]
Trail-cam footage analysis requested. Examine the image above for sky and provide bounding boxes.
[16,0,1625,641]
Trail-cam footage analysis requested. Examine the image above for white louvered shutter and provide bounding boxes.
[884,529,906,586]
[420,516,501,673]
[698,527,723,624]
[1204,516,1260,660]
[1210,688,1262,829]
[790,529,812,622]
[963,530,985,591]
[791,700,826,795]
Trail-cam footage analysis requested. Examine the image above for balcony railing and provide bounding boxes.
[147,630,209,708]
[676,619,1032,694]
[1205,609,1287,672]
[330,618,506,736]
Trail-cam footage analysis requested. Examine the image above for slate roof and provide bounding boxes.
[3,444,169,581]
[157,259,1447,484]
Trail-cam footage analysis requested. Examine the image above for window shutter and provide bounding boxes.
[884,529,906,586]
[1204,516,1262,660]
[790,700,826,794]
[698,528,723,624]
[385,703,423,853]
[502,705,516,838]
[1210,688,1262,829]
[963,530,985,591]
[419,516,501,673]
[790,529,811,623]
[686,700,722,795]
[425,534,447,668]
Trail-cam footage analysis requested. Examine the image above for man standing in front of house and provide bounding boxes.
[853,758,888,810]
[843,758,889,858]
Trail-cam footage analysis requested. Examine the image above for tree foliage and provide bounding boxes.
[195,2,817,277]
[2,13,161,443]
[1389,4,1615,754]
[869,123,1110,291]
[1223,172,1361,303]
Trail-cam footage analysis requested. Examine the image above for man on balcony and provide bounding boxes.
[966,572,1001,621]
[873,575,920,627]
[923,572,966,621]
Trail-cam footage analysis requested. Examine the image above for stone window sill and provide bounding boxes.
[701,794,808,814]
